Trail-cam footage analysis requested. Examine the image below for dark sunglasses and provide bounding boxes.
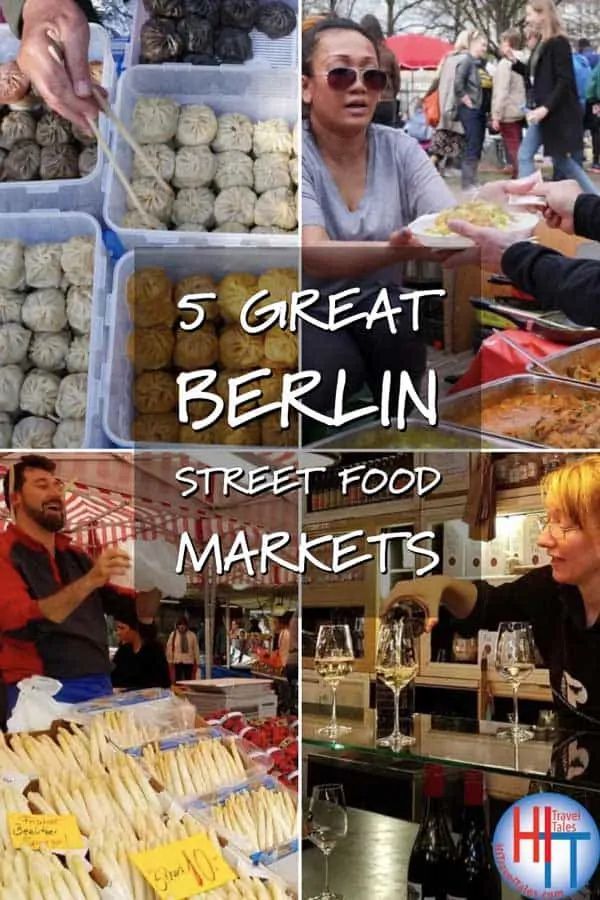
[325,66,388,91]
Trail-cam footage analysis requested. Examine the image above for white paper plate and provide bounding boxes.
[409,210,539,249]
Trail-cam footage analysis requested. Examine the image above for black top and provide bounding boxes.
[458,565,600,729]
[111,642,171,690]
[501,195,600,326]
[513,35,583,156]
[7,536,137,680]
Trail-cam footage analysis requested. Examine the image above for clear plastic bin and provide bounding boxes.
[190,774,299,866]
[126,0,298,70]
[0,212,108,448]
[0,25,115,216]
[103,65,299,249]
[102,244,299,447]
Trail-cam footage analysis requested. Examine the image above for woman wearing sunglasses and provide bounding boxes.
[302,18,455,422]
[384,455,600,729]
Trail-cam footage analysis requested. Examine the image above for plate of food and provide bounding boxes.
[409,201,539,249]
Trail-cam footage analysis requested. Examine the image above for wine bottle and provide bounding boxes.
[407,764,456,900]
[446,771,501,900]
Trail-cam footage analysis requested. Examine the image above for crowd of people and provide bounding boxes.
[425,1,600,191]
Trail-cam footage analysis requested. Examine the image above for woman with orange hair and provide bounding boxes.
[385,455,600,728]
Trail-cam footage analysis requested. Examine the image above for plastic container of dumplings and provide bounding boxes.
[189,774,299,866]
[125,727,271,806]
[102,65,298,250]
[0,25,116,216]
[0,212,108,449]
[102,243,299,447]
[126,0,298,70]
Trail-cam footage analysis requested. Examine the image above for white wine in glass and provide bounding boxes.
[315,625,355,739]
[307,783,348,900]
[376,619,417,750]
[495,621,536,743]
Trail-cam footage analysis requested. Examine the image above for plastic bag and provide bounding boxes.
[7,676,73,733]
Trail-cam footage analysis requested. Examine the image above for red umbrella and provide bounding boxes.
[386,34,453,69]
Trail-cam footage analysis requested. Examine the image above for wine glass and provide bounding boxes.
[307,783,348,900]
[495,621,536,743]
[376,619,417,750]
[315,625,354,739]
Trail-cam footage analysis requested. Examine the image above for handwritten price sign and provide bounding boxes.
[8,813,84,851]
[130,833,236,899]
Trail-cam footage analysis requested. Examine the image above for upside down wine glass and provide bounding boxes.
[307,783,348,900]
[376,618,418,750]
[495,621,536,743]
[315,625,354,739]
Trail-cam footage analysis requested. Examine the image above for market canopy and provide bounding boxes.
[0,451,298,588]
[385,33,453,69]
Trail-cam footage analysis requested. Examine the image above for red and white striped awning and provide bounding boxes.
[0,452,298,590]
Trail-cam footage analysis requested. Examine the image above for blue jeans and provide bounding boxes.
[517,122,541,176]
[457,105,486,161]
[551,154,599,194]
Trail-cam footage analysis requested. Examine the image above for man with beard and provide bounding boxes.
[0,455,161,719]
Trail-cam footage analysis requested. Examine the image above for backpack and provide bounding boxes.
[573,52,592,104]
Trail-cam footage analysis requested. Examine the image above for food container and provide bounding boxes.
[127,727,270,806]
[73,690,196,746]
[437,374,600,449]
[103,244,299,447]
[0,25,115,216]
[0,212,108,449]
[103,65,298,249]
[527,338,600,388]
[127,0,298,69]
[308,420,527,450]
[190,774,298,865]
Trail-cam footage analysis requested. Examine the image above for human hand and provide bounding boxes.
[462,94,473,108]
[136,588,162,623]
[87,547,132,589]
[441,219,528,271]
[491,118,500,132]
[389,228,456,263]
[382,576,446,632]
[526,105,548,125]
[17,0,101,130]
[535,179,582,234]
[477,171,543,208]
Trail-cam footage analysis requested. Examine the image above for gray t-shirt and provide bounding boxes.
[302,121,455,300]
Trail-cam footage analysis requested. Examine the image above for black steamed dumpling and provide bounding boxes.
[140,17,184,63]
[183,53,219,65]
[220,0,258,30]
[216,26,253,61]
[254,1,296,38]
[177,15,214,54]
[183,0,220,26]
[143,0,184,17]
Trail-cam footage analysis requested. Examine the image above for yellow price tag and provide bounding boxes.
[8,813,85,851]
[130,833,237,899]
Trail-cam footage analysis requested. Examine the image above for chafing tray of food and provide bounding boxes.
[309,421,526,450]
[437,375,600,449]
[527,339,600,388]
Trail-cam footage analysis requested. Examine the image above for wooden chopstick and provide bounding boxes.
[85,114,158,229]
[91,85,173,194]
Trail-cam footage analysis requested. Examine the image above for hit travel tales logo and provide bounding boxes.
[493,793,600,897]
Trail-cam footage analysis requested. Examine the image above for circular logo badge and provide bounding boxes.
[493,792,600,898]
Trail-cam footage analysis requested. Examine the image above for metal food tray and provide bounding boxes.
[437,375,600,449]
[309,420,527,450]
[527,338,600,389]
[470,299,600,344]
